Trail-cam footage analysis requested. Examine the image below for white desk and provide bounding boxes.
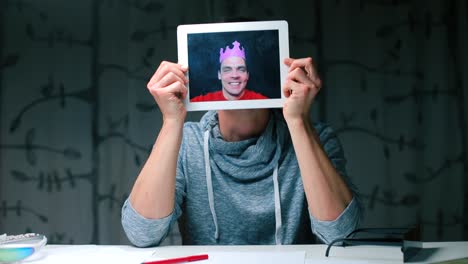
[24,242,468,264]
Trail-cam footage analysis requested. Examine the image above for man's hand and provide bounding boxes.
[128,62,188,221]
[282,58,354,223]
[147,61,189,123]
[282,57,322,124]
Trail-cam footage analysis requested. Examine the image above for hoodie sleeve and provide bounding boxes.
[308,123,364,244]
[121,199,177,247]
[121,134,188,247]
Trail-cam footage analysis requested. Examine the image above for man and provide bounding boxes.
[121,57,362,246]
[191,40,268,102]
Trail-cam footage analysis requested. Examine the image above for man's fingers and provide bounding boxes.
[283,79,303,98]
[290,58,314,78]
[148,61,188,88]
[284,57,321,88]
[284,57,294,67]
[282,79,294,98]
[165,81,188,100]
[155,61,188,84]
[287,67,321,91]
[152,71,187,91]
[286,57,312,72]
[283,68,322,100]
[152,80,187,101]
[288,68,316,86]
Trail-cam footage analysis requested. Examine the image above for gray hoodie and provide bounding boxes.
[122,110,362,247]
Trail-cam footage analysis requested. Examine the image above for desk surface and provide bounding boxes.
[24,241,468,264]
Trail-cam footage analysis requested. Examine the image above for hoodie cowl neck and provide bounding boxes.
[199,110,288,182]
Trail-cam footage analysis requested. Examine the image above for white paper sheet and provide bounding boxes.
[26,245,153,264]
[146,251,305,264]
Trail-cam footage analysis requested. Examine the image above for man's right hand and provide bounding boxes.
[147,61,189,123]
[128,62,188,221]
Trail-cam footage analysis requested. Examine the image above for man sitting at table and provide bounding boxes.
[121,52,362,246]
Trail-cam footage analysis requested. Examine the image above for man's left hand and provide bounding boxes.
[282,57,322,124]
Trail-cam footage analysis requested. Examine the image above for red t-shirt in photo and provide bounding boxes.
[191,89,268,102]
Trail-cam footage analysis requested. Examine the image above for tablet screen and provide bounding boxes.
[177,21,289,111]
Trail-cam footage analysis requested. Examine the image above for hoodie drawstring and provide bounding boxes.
[204,130,219,240]
[272,164,282,245]
[203,129,282,244]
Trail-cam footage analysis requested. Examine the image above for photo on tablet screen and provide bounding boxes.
[177,21,289,111]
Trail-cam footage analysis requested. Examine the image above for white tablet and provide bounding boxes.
[177,20,289,111]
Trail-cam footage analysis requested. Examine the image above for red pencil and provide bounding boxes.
[141,254,209,264]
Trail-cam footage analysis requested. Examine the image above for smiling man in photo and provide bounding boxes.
[191,40,268,102]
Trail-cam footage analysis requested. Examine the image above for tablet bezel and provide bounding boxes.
[177,20,289,111]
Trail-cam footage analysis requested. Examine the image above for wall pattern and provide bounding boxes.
[0,0,467,245]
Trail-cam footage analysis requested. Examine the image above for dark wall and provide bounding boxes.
[1,0,467,245]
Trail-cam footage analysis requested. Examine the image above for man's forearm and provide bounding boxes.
[129,119,184,219]
[286,117,353,221]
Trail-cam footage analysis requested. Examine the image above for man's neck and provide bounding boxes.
[218,109,270,142]
[222,89,246,100]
